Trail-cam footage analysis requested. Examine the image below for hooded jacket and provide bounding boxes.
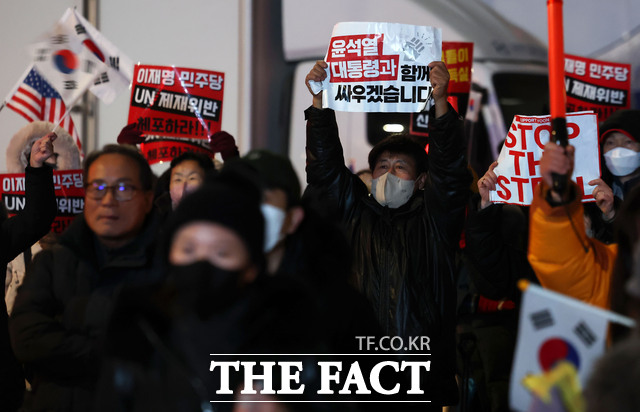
[304,104,470,405]
[9,210,162,412]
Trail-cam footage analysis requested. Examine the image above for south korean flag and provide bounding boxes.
[509,281,634,411]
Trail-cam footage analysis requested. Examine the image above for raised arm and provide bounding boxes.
[423,61,471,245]
[304,61,368,219]
[0,133,57,265]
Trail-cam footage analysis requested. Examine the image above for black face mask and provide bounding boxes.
[167,261,243,319]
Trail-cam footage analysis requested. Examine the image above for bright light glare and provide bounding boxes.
[383,124,405,133]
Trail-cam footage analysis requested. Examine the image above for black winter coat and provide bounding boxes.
[9,210,162,412]
[304,105,471,405]
[0,165,56,412]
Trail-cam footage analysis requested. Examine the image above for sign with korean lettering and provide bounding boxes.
[127,64,225,139]
[489,112,600,206]
[140,138,214,165]
[311,22,441,112]
[442,42,473,94]
[0,170,85,234]
[565,55,631,122]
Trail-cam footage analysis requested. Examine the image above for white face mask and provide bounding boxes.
[260,203,286,253]
[604,147,640,177]
[370,172,415,208]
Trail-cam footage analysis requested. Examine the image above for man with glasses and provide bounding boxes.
[9,144,162,411]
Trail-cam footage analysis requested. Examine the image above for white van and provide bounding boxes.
[284,0,550,182]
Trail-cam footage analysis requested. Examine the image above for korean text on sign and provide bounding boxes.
[314,22,441,113]
[0,170,85,234]
[564,54,631,122]
[128,64,225,139]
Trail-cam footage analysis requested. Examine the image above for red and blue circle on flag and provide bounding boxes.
[53,49,78,74]
[538,337,581,372]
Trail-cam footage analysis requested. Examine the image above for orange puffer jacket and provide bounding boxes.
[528,182,617,309]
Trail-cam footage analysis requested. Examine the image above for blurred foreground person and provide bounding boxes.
[222,150,381,354]
[97,177,338,412]
[1,133,57,411]
[10,144,161,411]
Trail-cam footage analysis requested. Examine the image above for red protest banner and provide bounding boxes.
[140,139,214,165]
[565,54,631,122]
[127,64,225,139]
[0,170,85,234]
[326,34,401,83]
[442,42,473,94]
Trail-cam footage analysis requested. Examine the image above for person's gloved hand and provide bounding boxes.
[209,131,239,160]
[117,123,146,145]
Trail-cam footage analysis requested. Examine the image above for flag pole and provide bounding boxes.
[547,0,569,194]
[50,91,86,134]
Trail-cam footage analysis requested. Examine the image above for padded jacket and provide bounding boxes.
[528,182,616,309]
[9,211,162,411]
[304,104,470,405]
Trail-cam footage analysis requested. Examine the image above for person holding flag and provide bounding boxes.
[1,132,58,412]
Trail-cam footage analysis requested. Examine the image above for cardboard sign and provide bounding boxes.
[311,22,441,112]
[565,54,631,122]
[128,64,225,139]
[1,169,85,234]
[489,112,600,205]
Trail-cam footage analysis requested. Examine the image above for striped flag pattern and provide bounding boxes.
[6,66,82,154]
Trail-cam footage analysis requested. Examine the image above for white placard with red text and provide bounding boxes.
[489,112,600,206]
[311,22,441,113]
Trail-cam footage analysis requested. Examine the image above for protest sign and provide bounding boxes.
[310,22,441,112]
[565,54,631,122]
[489,112,599,206]
[0,170,85,234]
[128,64,225,139]
[140,138,214,165]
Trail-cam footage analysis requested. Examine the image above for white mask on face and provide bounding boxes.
[370,172,415,208]
[604,147,640,177]
[260,203,286,253]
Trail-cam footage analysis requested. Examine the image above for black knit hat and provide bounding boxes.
[368,133,429,175]
[599,109,640,144]
[164,176,264,268]
[223,149,301,207]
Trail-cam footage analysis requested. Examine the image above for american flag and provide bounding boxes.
[5,67,82,153]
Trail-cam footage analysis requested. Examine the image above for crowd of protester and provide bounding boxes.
[1,59,640,412]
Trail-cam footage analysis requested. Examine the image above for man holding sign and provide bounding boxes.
[304,58,470,407]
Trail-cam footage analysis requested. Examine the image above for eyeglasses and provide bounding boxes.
[86,181,139,201]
